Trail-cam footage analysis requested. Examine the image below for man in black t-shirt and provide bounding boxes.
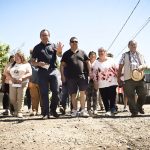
[32,29,63,119]
[60,37,90,117]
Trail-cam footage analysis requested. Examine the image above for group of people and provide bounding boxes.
[1,29,149,119]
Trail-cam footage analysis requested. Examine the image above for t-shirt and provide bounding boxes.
[61,49,89,78]
[9,63,32,83]
[90,57,118,88]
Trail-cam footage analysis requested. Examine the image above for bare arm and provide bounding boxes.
[86,60,91,75]
[117,64,124,85]
[60,61,67,83]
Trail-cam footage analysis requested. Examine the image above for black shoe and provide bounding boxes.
[59,107,66,115]
[50,111,59,118]
[131,112,138,117]
[42,115,50,119]
[138,108,145,114]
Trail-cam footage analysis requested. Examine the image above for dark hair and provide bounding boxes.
[9,55,14,62]
[107,53,113,58]
[11,61,16,68]
[40,29,50,37]
[88,51,96,57]
[70,37,78,42]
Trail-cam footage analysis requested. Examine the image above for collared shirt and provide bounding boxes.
[119,51,142,70]
[119,51,146,81]
[61,49,89,78]
[32,42,57,69]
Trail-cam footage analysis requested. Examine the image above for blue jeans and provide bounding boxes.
[38,68,60,116]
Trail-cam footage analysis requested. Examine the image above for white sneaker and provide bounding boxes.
[123,107,128,112]
[2,109,10,116]
[105,111,111,116]
[30,110,37,116]
[71,110,77,117]
[17,113,23,118]
[93,110,98,115]
[80,110,89,117]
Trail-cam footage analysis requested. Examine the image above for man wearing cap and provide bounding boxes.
[60,37,90,117]
[117,40,147,117]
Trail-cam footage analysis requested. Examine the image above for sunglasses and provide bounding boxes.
[70,41,78,43]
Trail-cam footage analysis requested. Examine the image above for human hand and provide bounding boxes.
[38,61,46,67]
[138,65,144,71]
[56,42,64,56]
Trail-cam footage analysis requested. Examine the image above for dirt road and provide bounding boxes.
[0,103,150,150]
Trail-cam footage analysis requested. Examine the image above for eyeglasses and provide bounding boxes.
[70,41,78,43]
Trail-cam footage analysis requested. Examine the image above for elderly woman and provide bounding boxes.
[6,51,32,118]
[90,47,118,116]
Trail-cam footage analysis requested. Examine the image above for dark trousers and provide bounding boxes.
[2,83,14,112]
[86,80,97,111]
[38,68,60,116]
[61,82,69,109]
[25,88,31,110]
[2,83,9,109]
[124,79,146,114]
[100,85,117,112]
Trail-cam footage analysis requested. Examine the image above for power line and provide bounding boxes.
[108,0,141,51]
[115,17,150,59]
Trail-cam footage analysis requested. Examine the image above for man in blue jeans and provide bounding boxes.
[32,29,63,119]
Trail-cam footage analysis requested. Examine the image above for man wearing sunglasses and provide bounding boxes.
[60,37,90,117]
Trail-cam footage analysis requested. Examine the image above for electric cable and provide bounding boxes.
[108,0,141,51]
[115,17,150,59]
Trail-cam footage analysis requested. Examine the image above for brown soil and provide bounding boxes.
[0,104,150,150]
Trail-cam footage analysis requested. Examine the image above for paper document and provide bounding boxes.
[12,84,22,87]
[41,64,50,70]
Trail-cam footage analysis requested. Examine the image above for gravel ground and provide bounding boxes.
[0,104,150,150]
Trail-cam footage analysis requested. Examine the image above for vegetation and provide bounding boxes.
[0,43,10,82]
[0,43,9,70]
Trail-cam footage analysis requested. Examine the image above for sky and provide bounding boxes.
[0,0,150,64]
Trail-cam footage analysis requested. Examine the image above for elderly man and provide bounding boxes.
[117,40,147,117]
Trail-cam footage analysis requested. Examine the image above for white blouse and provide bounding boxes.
[90,57,118,88]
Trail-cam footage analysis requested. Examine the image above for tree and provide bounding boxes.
[0,43,10,75]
